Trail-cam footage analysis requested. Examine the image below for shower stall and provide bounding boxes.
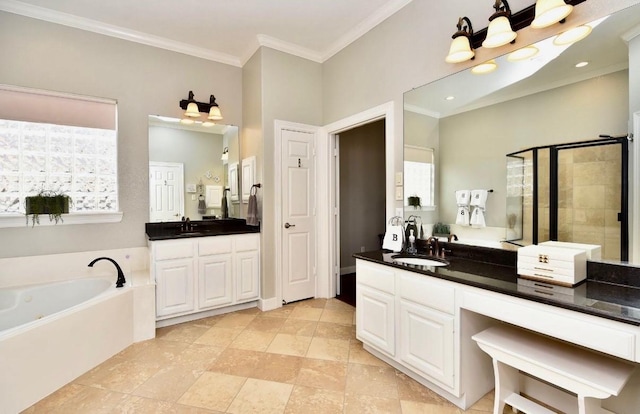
[506,136,628,261]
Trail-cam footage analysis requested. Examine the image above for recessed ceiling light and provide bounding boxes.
[575,61,589,68]
[445,96,455,101]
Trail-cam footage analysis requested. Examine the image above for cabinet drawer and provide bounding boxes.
[199,237,233,256]
[399,273,455,315]
[234,234,260,252]
[154,240,195,261]
[356,261,395,294]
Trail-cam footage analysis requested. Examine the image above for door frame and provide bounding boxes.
[149,161,184,222]
[319,101,395,299]
[274,120,320,306]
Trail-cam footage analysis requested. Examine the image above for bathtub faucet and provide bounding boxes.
[88,257,126,288]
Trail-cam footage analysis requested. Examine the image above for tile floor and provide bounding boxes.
[24,298,504,413]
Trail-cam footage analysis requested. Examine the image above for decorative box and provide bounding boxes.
[539,241,601,260]
[517,244,587,287]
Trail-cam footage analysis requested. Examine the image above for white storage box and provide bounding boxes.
[539,241,601,260]
[517,244,587,286]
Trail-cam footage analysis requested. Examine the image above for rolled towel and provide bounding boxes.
[470,189,488,209]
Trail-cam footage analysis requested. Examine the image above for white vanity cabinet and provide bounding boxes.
[152,233,260,321]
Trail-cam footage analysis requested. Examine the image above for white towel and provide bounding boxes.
[470,206,486,228]
[470,189,488,209]
[382,223,404,252]
[455,190,470,226]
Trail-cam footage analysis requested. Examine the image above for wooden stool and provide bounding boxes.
[472,325,635,414]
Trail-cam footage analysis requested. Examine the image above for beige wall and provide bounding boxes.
[0,12,242,258]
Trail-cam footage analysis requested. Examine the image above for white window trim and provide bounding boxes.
[0,212,123,228]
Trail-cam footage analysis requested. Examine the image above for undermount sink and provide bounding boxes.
[392,255,449,267]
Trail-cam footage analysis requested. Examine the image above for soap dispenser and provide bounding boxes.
[407,229,417,254]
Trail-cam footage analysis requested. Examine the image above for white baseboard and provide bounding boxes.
[258,296,280,311]
[340,266,356,275]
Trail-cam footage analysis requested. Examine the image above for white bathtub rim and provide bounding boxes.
[0,278,129,340]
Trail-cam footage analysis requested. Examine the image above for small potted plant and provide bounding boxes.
[432,222,450,238]
[25,189,71,227]
[407,195,421,209]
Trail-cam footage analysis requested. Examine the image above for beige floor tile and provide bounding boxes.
[208,348,264,377]
[400,400,466,414]
[172,343,226,371]
[172,403,226,413]
[289,306,324,321]
[296,358,348,392]
[74,356,162,393]
[27,384,127,414]
[267,333,312,356]
[156,323,212,343]
[213,312,257,328]
[306,337,350,362]
[346,363,398,399]
[192,314,225,327]
[324,298,355,311]
[227,378,293,414]
[314,321,356,340]
[293,298,327,309]
[193,326,244,347]
[319,308,355,325]
[132,365,200,402]
[348,340,389,367]
[284,385,344,414]
[261,305,295,319]
[279,319,318,336]
[229,329,277,351]
[112,395,176,413]
[251,352,304,384]
[129,339,190,366]
[177,372,246,411]
[245,315,287,332]
[396,371,448,404]
[344,393,402,414]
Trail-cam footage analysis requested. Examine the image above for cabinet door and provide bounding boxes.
[156,259,195,318]
[356,284,395,356]
[199,254,233,309]
[235,251,259,302]
[399,299,455,389]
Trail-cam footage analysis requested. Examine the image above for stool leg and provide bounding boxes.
[493,359,520,414]
[577,395,601,414]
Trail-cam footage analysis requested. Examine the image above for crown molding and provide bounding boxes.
[256,34,324,63]
[321,0,413,61]
[622,23,640,42]
[404,103,441,118]
[0,0,243,67]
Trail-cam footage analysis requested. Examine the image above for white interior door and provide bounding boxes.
[149,162,184,222]
[282,127,316,303]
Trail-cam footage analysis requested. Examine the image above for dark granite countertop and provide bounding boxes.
[354,250,640,326]
[146,218,260,241]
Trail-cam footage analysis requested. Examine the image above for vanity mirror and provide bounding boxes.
[148,116,240,221]
[404,3,640,262]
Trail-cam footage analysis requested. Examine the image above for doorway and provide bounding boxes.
[336,120,386,306]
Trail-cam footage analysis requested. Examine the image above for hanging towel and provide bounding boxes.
[382,217,404,252]
[455,190,470,226]
[470,206,486,228]
[470,189,488,209]
[247,186,259,226]
[197,195,206,214]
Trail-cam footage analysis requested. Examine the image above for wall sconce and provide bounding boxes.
[483,0,517,48]
[531,0,573,29]
[179,90,224,123]
[221,147,229,162]
[445,17,475,63]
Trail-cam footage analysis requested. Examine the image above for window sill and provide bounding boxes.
[404,205,436,212]
[0,212,123,228]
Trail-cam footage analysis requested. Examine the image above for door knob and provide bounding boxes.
[284,222,295,229]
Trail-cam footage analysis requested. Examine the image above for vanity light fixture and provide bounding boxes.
[221,147,229,162]
[471,59,498,74]
[531,0,573,29]
[482,0,517,49]
[553,24,592,45]
[179,90,224,122]
[507,45,539,62]
[445,17,475,63]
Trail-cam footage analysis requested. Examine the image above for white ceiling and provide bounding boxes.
[0,0,536,67]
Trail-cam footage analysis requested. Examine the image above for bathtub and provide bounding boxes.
[0,277,135,414]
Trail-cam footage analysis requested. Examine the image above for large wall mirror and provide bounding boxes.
[148,116,240,222]
[404,3,640,263]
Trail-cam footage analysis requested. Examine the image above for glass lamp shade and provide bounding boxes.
[208,106,223,120]
[184,102,200,118]
[507,45,539,62]
[471,60,498,75]
[445,36,475,63]
[531,0,573,29]
[553,25,592,45]
[180,117,195,125]
[482,16,517,48]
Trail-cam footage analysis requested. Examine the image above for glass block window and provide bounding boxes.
[404,146,435,208]
[0,85,117,216]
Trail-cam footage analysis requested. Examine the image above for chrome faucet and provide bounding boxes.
[88,257,126,288]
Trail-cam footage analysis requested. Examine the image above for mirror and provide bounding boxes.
[148,116,240,221]
[404,4,639,260]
